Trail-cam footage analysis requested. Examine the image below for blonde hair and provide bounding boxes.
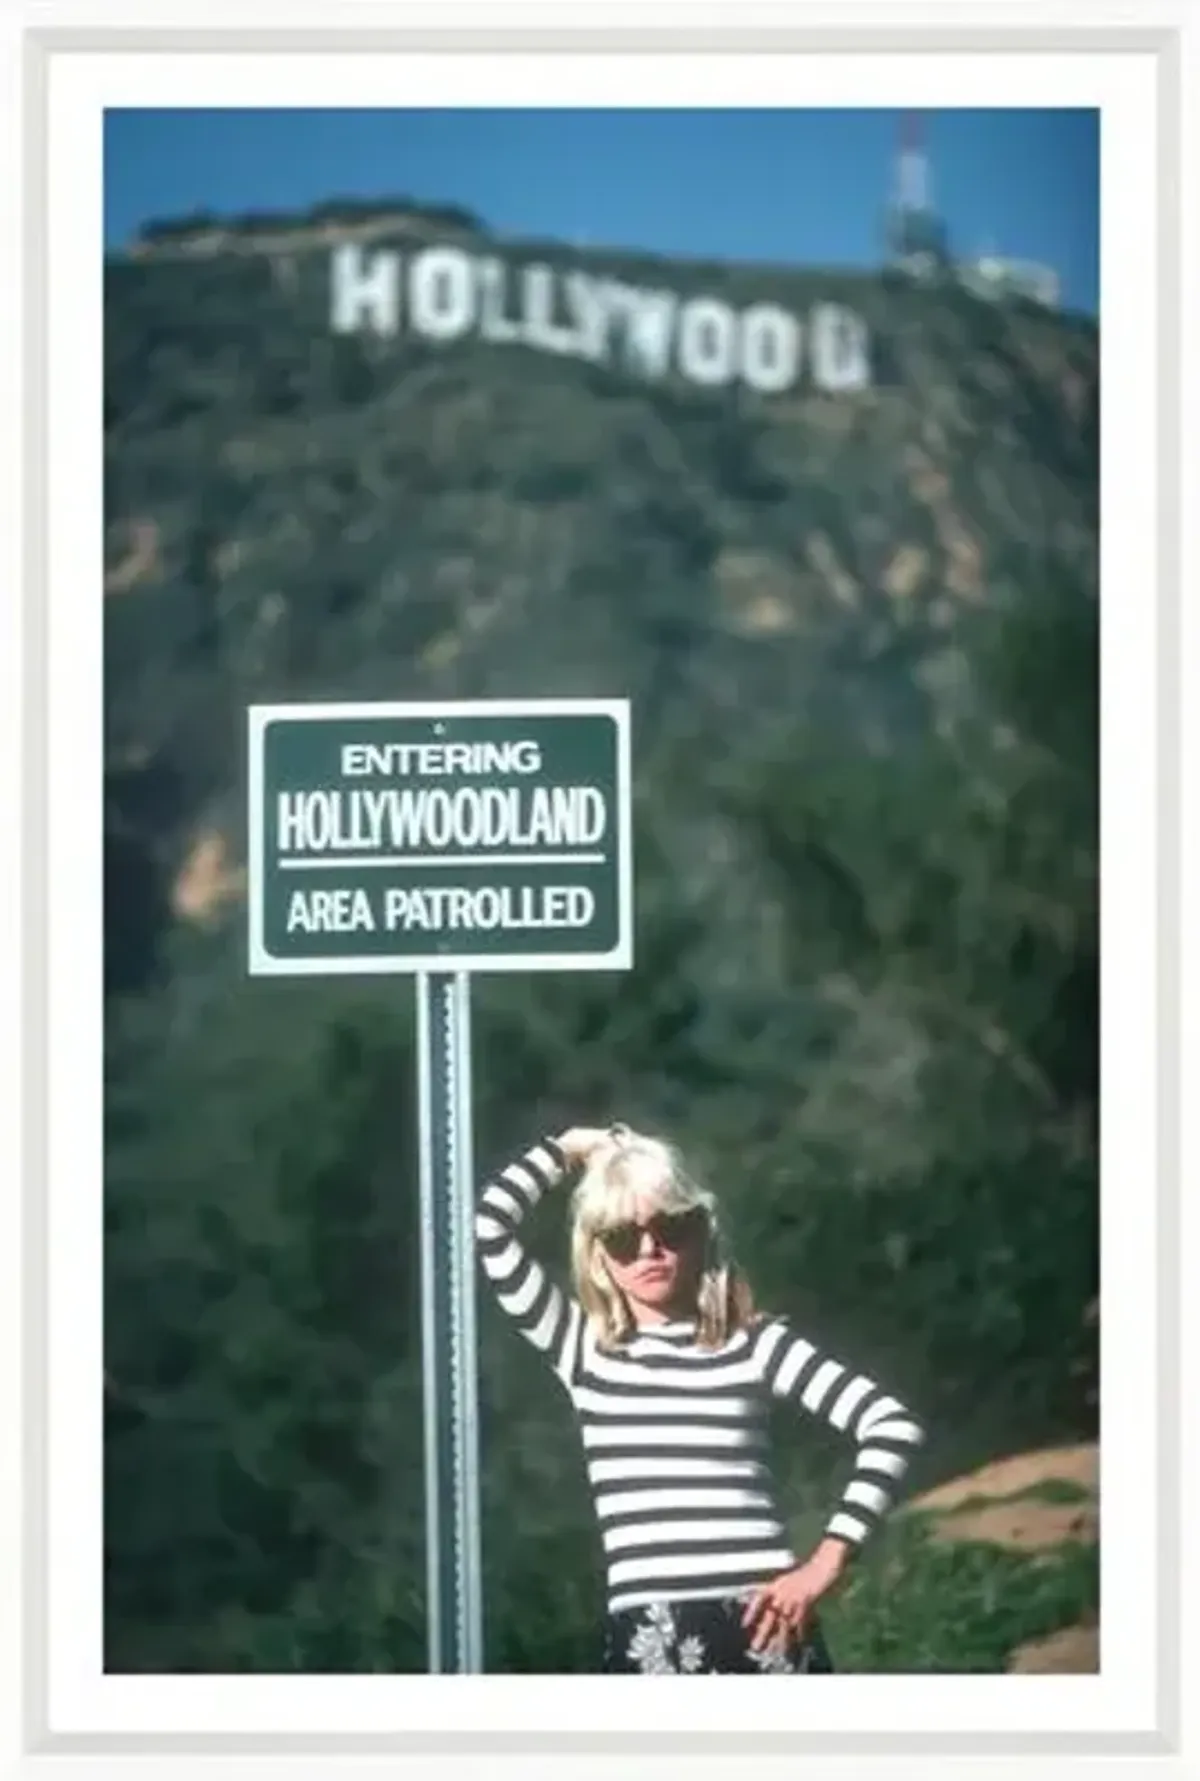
[568,1125,757,1352]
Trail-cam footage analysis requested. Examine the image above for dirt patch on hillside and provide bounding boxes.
[105,518,160,594]
[882,543,929,600]
[909,1443,1100,1673]
[911,1443,1098,1552]
[914,1444,1096,1513]
[715,549,802,635]
[172,831,245,924]
[930,1497,1096,1552]
[1008,1623,1099,1673]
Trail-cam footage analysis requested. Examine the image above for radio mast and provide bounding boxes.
[885,110,949,278]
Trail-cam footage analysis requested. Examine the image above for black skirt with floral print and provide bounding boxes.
[603,1594,835,1675]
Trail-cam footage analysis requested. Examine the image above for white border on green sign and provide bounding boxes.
[246,697,634,974]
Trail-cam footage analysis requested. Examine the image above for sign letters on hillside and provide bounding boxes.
[329,241,873,396]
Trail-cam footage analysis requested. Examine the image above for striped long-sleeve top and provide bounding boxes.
[475,1136,926,1616]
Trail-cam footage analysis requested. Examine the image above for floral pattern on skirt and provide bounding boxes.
[604,1594,835,1675]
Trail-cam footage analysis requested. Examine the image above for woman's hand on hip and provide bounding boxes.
[741,1541,851,1654]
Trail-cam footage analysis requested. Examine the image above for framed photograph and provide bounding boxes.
[8,2,1188,1775]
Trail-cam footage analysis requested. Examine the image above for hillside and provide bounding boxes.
[103,202,1099,1674]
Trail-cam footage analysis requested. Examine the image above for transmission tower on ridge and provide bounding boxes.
[885,110,950,280]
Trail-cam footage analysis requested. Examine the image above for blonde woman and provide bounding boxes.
[475,1122,926,1675]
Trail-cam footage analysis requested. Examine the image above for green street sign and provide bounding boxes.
[247,699,632,975]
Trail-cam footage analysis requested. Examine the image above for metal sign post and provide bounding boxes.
[416,970,482,1673]
[247,698,632,1672]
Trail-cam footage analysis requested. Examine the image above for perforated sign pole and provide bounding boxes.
[416,969,482,1674]
[248,698,631,1675]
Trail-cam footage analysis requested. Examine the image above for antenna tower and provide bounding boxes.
[886,109,949,274]
[896,109,929,213]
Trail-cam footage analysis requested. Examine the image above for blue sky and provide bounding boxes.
[104,108,1099,314]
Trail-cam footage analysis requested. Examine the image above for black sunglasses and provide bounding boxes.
[598,1208,706,1265]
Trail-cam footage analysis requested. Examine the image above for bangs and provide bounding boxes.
[578,1145,701,1238]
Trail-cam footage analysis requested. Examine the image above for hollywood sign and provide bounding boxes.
[329,242,872,395]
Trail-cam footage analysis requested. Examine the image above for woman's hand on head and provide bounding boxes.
[555,1127,614,1169]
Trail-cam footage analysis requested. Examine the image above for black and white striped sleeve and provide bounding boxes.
[755,1318,926,1550]
[474,1136,583,1392]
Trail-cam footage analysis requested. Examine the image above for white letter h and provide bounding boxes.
[330,243,401,336]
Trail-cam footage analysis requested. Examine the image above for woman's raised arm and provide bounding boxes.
[473,1133,595,1392]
